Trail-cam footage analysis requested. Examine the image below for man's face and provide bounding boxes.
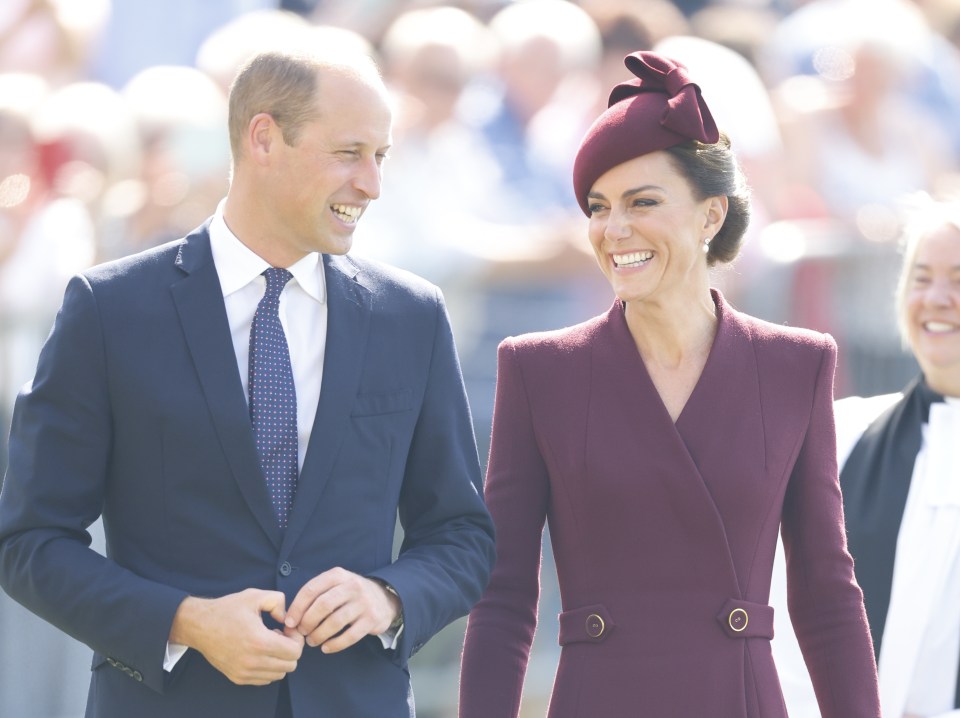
[265,69,393,263]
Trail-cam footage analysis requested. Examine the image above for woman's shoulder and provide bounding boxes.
[498,309,610,357]
[732,308,835,353]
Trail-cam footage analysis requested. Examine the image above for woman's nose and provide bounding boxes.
[603,209,630,241]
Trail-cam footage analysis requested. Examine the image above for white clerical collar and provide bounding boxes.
[921,399,960,507]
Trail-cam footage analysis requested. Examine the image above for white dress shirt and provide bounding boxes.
[209,204,327,474]
[772,393,960,718]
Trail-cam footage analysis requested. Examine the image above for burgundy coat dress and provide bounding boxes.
[459,291,881,718]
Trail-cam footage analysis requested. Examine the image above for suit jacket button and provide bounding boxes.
[586,613,605,639]
[279,562,292,577]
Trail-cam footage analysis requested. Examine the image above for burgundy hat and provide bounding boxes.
[572,51,719,216]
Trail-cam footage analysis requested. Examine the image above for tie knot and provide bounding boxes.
[263,267,293,298]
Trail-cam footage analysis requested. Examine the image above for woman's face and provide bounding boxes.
[903,223,960,394]
[586,150,724,307]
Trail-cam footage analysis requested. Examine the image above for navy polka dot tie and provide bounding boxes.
[249,268,298,529]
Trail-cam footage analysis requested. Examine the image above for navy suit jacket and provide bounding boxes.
[0,224,495,718]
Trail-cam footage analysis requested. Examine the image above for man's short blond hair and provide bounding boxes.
[227,49,382,162]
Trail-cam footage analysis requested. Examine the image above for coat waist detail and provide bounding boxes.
[558,597,774,645]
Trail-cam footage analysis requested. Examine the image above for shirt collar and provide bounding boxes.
[209,199,326,303]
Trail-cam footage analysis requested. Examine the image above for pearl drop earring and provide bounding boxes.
[702,237,711,254]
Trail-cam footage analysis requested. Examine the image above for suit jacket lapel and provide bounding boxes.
[170,227,283,548]
[282,254,371,550]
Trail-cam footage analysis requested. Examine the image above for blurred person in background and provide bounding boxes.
[28,78,142,261]
[472,0,602,224]
[0,0,106,86]
[761,0,960,231]
[582,0,689,91]
[748,1,960,400]
[772,36,952,236]
[195,10,375,95]
[773,196,960,718]
[101,64,232,258]
[87,0,276,89]
[0,74,99,423]
[528,0,689,211]
[459,50,880,718]
[354,4,499,285]
[0,47,494,718]
[762,0,960,157]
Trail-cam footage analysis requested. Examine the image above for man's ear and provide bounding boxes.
[247,113,278,166]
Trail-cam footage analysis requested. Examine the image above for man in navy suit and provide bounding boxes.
[0,48,494,717]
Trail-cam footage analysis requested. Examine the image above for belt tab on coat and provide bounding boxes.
[716,597,774,639]
[558,604,615,645]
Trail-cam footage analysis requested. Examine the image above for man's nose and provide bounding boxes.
[354,156,382,200]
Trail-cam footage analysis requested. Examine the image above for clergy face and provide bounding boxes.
[585,150,724,308]
[903,222,960,396]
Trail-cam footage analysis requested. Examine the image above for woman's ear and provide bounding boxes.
[705,195,728,236]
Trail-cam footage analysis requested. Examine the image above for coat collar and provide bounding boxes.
[587,289,763,597]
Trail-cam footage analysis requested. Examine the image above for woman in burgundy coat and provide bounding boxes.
[458,51,881,718]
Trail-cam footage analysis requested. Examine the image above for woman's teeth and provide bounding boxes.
[614,251,653,268]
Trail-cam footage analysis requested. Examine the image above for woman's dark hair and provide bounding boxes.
[664,132,751,267]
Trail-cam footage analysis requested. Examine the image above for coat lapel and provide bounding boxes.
[282,254,371,550]
[674,293,768,589]
[170,228,282,548]
[590,297,742,596]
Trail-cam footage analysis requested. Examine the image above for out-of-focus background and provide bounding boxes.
[1,0,957,715]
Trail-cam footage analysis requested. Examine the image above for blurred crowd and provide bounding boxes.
[2,0,959,716]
